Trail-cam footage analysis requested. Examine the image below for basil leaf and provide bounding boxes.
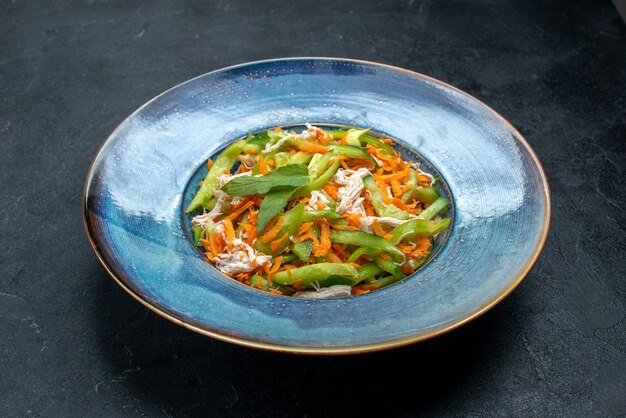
[257,187,296,233]
[222,164,309,196]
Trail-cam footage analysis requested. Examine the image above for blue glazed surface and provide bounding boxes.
[84,58,550,351]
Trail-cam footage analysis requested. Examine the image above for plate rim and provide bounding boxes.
[82,56,551,355]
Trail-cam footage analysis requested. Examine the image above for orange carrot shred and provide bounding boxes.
[262,216,285,242]
[270,233,289,252]
[257,155,269,175]
[207,159,214,169]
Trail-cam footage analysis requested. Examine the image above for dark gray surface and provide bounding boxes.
[1,0,625,416]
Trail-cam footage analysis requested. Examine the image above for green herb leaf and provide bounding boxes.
[222,164,309,196]
[256,187,296,233]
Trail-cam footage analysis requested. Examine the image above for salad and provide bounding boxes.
[186,125,451,299]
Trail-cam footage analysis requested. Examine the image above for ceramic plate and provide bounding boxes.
[83,58,550,354]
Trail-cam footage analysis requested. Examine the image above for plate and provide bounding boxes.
[83,58,550,354]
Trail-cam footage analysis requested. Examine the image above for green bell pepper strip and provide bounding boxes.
[307,152,334,179]
[400,169,418,203]
[360,135,394,156]
[249,274,294,295]
[374,256,404,280]
[418,197,449,220]
[344,128,369,146]
[280,253,298,264]
[193,226,202,246]
[270,263,359,288]
[389,218,451,244]
[249,274,269,290]
[302,210,342,222]
[292,240,313,262]
[328,144,376,164]
[368,274,403,289]
[329,230,404,262]
[186,139,246,213]
[288,151,313,165]
[347,247,382,263]
[362,175,387,215]
[362,176,410,219]
[274,152,290,167]
[292,158,341,198]
[356,262,383,282]
[413,187,440,205]
[254,203,305,255]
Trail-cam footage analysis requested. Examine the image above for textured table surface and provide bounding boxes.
[1,0,625,416]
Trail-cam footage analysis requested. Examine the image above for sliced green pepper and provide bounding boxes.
[288,151,313,165]
[413,187,440,205]
[418,197,449,220]
[355,262,383,282]
[362,175,410,219]
[347,247,382,263]
[193,226,202,246]
[254,203,304,255]
[186,139,246,213]
[344,128,369,147]
[374,256,404,280]
[360,135,394,156]
[389,218,451,244]
[292,158,341,197]
[302,210,342,222]
[401,169,418,203]
[292,240,313,262]
[328,144,376,164]
[270,263,359,288]
[329,230,404,262]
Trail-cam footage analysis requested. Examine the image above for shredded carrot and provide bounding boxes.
[418,174,431,186]
[208,234,221,255]
[345,212,362,229]
[299,142,328,154]
[330,223,359,230]
[261,216,284,242]
[400,263,414,275]
[270,233,289,252]
[340,159,350,170]
[266,256,283,282]
[223,169,230,174]
[222,219,235,250]
[207,159,214,169]
[374,175,392,204]
[296,222,314,236]
[384,233,393,241]
[390,198,417,213]
[245,148,258,155]
[312,219,331,257]
[379,167,410,181]
[322,183,339,200]
[205,252,215,262]
[270,289,283,295]
[282,264,297,270]
[327,252,342,263]
[378,253,391,261]
[291,278,305,291]
[371,219,387,237]
[225,200,254,221]
[199,239,212,252]
[390,178,402,198]
[348,262,361,270]
[351,287,370,295]
[332,243,350,259]
[257,155,269,175]
[267,158,275,168]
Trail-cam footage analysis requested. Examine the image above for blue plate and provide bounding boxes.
[83,58,550,354]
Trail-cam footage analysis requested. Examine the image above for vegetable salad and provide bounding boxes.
[187,125,451,299]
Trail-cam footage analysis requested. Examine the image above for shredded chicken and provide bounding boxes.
[214,238,272,274]
[263,126,317,153]
[307,190,330,211]
[333,168,371,215]
[293,285,353,300]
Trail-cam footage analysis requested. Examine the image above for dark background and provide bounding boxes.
[2,0,625,416]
